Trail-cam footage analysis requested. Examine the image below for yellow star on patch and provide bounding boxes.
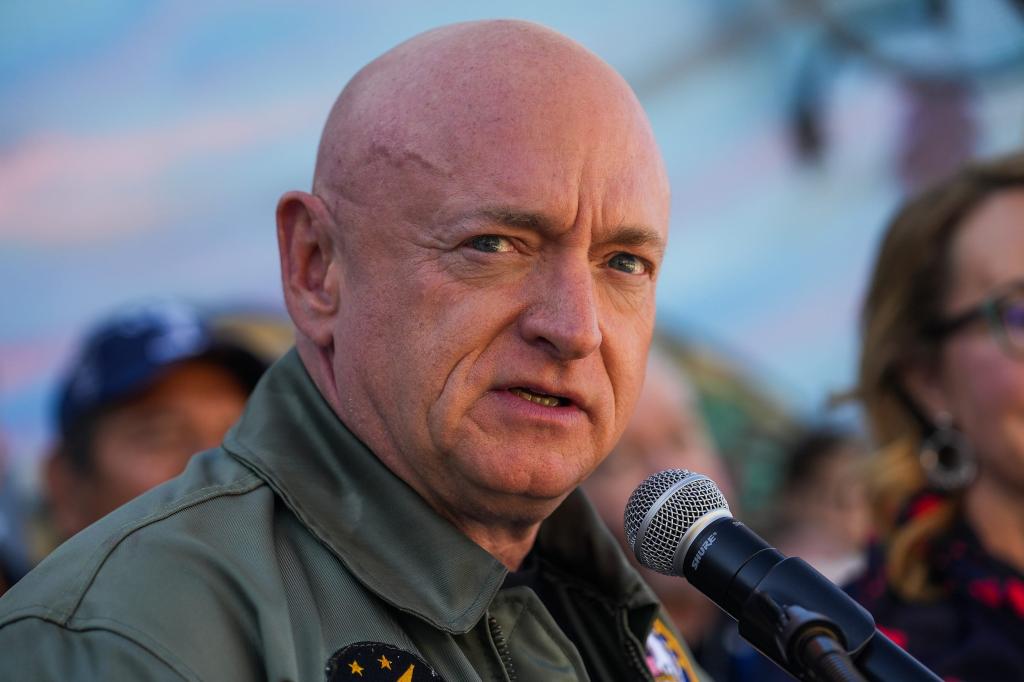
[378,655,392,670]
[348,659,364,676]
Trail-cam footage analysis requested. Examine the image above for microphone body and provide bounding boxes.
[680,515,937,681]
[625,470,941,682]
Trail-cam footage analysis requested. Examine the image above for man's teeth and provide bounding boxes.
[511,387,562,407]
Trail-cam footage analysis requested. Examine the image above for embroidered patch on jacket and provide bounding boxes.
[325,642,442,681]
[645,618,698,682]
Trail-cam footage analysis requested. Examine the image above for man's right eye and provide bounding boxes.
[465,235,515,253]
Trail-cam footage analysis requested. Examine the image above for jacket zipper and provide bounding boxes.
[488,615,518,682]
[623,634,653,681]
[620,611,655,682]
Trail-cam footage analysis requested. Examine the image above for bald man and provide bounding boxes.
[0,21,702,681]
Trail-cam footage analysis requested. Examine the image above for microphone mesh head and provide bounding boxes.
[624,469,730,575]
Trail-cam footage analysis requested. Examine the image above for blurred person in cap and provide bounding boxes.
[0,20,707,682]
[44,299,269,539]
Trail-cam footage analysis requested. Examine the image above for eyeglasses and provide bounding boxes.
[928,281,1024,358]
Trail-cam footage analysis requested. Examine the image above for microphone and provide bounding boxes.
[624,469,941,682]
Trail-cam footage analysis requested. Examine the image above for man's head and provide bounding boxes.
[278,21,670,544]
[46,301,268,538]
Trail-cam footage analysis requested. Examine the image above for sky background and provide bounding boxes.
[2,0,1024,484]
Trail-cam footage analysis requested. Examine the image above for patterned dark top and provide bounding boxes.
[847,491,1024,682]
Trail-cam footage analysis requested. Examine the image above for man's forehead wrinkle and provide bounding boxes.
[317,183,373,221]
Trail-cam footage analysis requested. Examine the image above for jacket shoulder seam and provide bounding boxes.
[0,613,198,681]
[59,469,267,625]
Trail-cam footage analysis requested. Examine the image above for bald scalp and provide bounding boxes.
[311,20,665,218]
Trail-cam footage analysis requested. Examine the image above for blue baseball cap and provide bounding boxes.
[55,300,269,439]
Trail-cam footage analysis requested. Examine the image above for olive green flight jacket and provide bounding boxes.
[0,350,704,681]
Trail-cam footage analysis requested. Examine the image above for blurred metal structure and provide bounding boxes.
[790,0,1024,188]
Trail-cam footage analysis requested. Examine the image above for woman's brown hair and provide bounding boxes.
[855,151,1024,599]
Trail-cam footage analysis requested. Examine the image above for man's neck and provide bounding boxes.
[295,338,347,414]
[453,518,541,571]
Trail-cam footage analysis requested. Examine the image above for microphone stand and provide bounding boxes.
[733,555,942,682]
[624,472,942,681]
[767,600,867,682]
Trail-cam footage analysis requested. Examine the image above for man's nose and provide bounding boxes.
[518,257,603,361]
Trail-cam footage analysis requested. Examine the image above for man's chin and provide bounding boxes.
[448,490,566,531]
[430,430,602,517]
[452,465,585,518]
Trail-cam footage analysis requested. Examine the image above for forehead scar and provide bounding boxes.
[366,141,446,175]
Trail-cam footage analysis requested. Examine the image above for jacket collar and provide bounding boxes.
[224,349,505,633]
[224,349,658,633]
[537,490,661,614]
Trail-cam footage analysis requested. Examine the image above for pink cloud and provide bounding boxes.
[0,335,76,395]
[0,101,321,245]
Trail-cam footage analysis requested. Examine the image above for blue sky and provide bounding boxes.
[2,1,1023,477]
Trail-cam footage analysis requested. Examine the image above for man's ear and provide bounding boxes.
[900,358,951,423]
[276,191,342,348]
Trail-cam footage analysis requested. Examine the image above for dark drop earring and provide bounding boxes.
[919,412,977,491]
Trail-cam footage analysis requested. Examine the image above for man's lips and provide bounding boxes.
[497,382,586,411]
[478,383,590,428]
[509,386,568,407]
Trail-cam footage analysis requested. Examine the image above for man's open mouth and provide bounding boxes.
[509,387,570,408]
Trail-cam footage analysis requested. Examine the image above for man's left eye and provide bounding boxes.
[608,252,647,275]
[466,235,515,253]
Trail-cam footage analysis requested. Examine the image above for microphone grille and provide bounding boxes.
[623,469,730,575]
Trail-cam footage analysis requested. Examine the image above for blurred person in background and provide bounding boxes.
[0,435,31,596]
[848,151,1024,680]
[43,299,270,541]
[770,427,871,586]
[719,429,873,682]
[583,343,739,663]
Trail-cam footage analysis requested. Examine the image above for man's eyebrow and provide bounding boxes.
[471,207,664,252]
[602,225,665,254]
[476,207,554,231]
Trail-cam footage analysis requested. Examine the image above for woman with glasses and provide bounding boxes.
[848,151,1024,680]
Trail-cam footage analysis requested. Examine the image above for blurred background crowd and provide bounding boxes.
[2,1,1024,679]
